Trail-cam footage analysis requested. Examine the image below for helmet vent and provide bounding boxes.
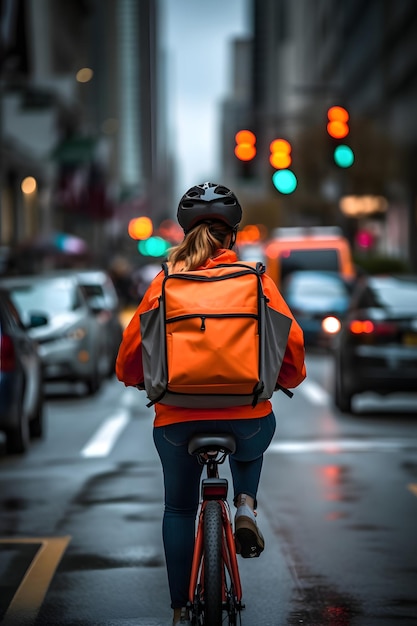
[215,185,229,195]
[223,197,236,205]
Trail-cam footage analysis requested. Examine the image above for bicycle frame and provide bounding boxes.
[187,437,244,625]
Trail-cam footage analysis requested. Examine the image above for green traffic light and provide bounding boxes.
[334,145,354,168]
[272,169,297,194]
[138,236,170,257]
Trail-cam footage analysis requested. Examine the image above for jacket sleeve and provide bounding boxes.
[262,273,307,389]
[115,272,164,386]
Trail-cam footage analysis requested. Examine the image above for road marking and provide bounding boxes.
[268,438,417,454]
[299,380,330,405]
[0,536,71,625]
[408,484,417,497]
[81,409,130,458]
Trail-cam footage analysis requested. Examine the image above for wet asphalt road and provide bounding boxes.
[0,351,417,625]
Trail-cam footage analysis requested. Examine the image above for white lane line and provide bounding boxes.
[299,380,330,405]
[269,438,417,454]
[81,410,130,458]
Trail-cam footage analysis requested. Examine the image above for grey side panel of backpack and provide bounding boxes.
[140,305,168,404]
[259,301,292,400]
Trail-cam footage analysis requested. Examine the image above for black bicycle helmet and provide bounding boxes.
[177,182,242,233]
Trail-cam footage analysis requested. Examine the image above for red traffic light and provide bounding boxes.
[269,139,292,169]
[234,130,256,161]
[327,106,349,139]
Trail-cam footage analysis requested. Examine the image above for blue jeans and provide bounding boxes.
[153,413,276,608]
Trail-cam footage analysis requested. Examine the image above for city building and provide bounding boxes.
[0,0,173,270]
[221,0,417,270]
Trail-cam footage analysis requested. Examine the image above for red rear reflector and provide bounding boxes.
[0,335,16,371]
[202,478,229,500]
[203,485,228,498]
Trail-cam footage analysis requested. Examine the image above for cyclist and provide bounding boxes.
[116,182,306,625]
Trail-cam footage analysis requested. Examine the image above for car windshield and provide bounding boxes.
[371,278,417,311]
[287,273,347,299]
[280,249,339,281]
[11,280,80,315]
[82,284,104,298]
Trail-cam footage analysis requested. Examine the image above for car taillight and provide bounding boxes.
[349,320,374,334]
[0,334,16,371]
[349,320,397,335]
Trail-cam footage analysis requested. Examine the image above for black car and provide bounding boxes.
[334,274,417,413]
[281,270,352,349]
[0,288,45,453]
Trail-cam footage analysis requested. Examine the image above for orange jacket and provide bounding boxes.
[116,249,306,426]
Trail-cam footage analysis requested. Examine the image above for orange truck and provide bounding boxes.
[264,227,356,289]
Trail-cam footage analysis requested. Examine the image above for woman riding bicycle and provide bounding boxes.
[116,182,306,625]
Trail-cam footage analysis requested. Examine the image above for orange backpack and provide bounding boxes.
[140,262,292,408]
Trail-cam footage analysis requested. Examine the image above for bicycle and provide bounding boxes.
[187,432,244,626]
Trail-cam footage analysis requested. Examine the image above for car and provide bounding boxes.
[281,270,352,349]
[333,274,417,413]
[264,226,356,289]
[73,269,123,376]
[0,273,107,395]
[0,288,44,453]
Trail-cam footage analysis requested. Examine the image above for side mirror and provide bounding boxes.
[28,312,49,328]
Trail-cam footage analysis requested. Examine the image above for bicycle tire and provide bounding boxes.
[203,500,223,626]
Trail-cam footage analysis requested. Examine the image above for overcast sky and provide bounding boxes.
[162,0,249,199]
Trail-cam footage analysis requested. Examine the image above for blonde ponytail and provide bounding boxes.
[168,222,232,271]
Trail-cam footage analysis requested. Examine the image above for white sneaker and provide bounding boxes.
[172,607,191,625]
[234,504,265,558]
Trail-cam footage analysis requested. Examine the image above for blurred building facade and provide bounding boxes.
[222,0,417,271]
[0,0,173,270]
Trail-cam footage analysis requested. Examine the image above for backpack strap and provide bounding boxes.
[216,261,266,275]
[162,261,265,276]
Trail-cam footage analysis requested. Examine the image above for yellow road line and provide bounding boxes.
[1,536,71,625]
[119,306,136,329]
[408,484,417,497]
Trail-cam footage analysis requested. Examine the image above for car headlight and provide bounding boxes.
[66,327,87,341]
[322,316,341,334]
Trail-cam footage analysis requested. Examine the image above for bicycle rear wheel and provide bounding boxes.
[203,500,223,625]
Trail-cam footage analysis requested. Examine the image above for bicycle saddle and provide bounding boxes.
[188,433,236,456]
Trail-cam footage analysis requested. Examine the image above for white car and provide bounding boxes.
[72,270,124,377]
[0,274,108,395]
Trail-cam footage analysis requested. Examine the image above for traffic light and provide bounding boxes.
[128,216,153,240]
[272,169,298,194]
[234,130,256,161]
[269,138,297,194]
[327,106,349,139]
[334,145,354,168]
[138,236,170,257]
[326,106,354,168]
[269,139,292,169]
[234,129,256,180]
